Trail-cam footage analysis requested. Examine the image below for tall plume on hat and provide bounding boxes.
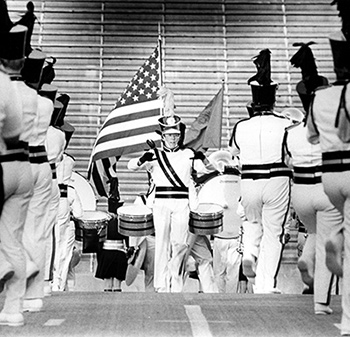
[13,1,38,56]
[331,0,350,42]
[248,48,272,85]
[157,85,176,116]
[290,42,328,111]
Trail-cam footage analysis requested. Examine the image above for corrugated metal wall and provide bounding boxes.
[7,0,341,205]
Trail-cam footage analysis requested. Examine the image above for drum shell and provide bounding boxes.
[118,207,154,237]
[74,211,110,246]
[189,205,223,235]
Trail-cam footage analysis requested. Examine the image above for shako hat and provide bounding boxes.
[290,42,328,111]
[331,0,350,42]
[247,49,278,111]
[0,25,27,60]
[329,31,350,80]
[51,93,70,127]
[39,83,58,103]
[60,121,75,149]
[21,49,46,84]
[158,114,181,134]
[50,100,64,127]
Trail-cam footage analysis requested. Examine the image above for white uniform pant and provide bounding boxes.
[213,237,242,293]
[153,198,189,292]
[59,221,76,290]
[0,161,33,314]
[141,236,155,292]
[241,176,290,293]
[323,171,350,335]
[23,162,52,300]
[189,233,218,293]
[44,178,60,281]
[53,197,70,290]
[292,183,343,304]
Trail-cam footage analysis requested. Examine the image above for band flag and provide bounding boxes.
[88,43,162,197]
[184,84,224,152]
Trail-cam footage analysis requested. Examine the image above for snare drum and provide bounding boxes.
[75,210,111,244]
[189,203,224,235]
[117,204,154,237]
[197,172,242,238]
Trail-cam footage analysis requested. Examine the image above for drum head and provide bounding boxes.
[82,210,110,221]
[198,173,242,236]
[70,171,96,211]
[117,204,152,216]
[194,203,223,215]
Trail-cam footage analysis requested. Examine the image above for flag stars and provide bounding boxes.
[126,91,132,98]
[150,63,156,70]
[132,84,138,91]
[132,95,139,102]
[138,78,144,84]
[139,88,145,95]
[146,92,152,99]
[145,81,150,88]
[150,74,156,81]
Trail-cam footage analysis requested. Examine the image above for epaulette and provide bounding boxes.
[285,123,301,134]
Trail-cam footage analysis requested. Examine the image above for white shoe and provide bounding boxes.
[23,299,43,313]
[44,284,52,297]
[315,303,333,315]
[0,312,24,326]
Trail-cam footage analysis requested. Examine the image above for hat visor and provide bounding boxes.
[162,128,181,134]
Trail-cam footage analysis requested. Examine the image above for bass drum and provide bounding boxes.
[197,171,242,238]
[70,171,97,211]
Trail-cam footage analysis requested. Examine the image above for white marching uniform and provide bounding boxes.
[307,82,350,334]
[0,71,33,315]
[284,122,343,308]
[128,147,215,292]
[52,153,75,290]
[229,112,292,293]
[44,126,66,286]
[23,93,53,301]
[59,185,83,290]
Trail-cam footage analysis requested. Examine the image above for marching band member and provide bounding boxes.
[283,107,343,315]
[229,49,292,293]
[52,150,76,291]
[0,25,33,327]
[128,114,216,292]
[43,98,66,296]
[21,50,54,312]
[306,3,350,331]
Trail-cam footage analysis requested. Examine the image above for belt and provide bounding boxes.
[0,141,29,162]
[50,163,57,179]
[103,240,125,251]
[59,184,67,198]
[155,186,189,199]
[241,163,292,180]
[29,145,48,164]
[322,151,350,172]
[293,166,322,184]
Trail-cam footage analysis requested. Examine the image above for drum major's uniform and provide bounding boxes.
[128,114,217,292]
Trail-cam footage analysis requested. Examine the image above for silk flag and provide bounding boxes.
[184,85,224,152]
[88,43,162,197]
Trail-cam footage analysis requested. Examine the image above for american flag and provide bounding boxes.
[88,43,162,197]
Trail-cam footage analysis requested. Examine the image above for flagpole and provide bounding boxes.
[158,22,163,87]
